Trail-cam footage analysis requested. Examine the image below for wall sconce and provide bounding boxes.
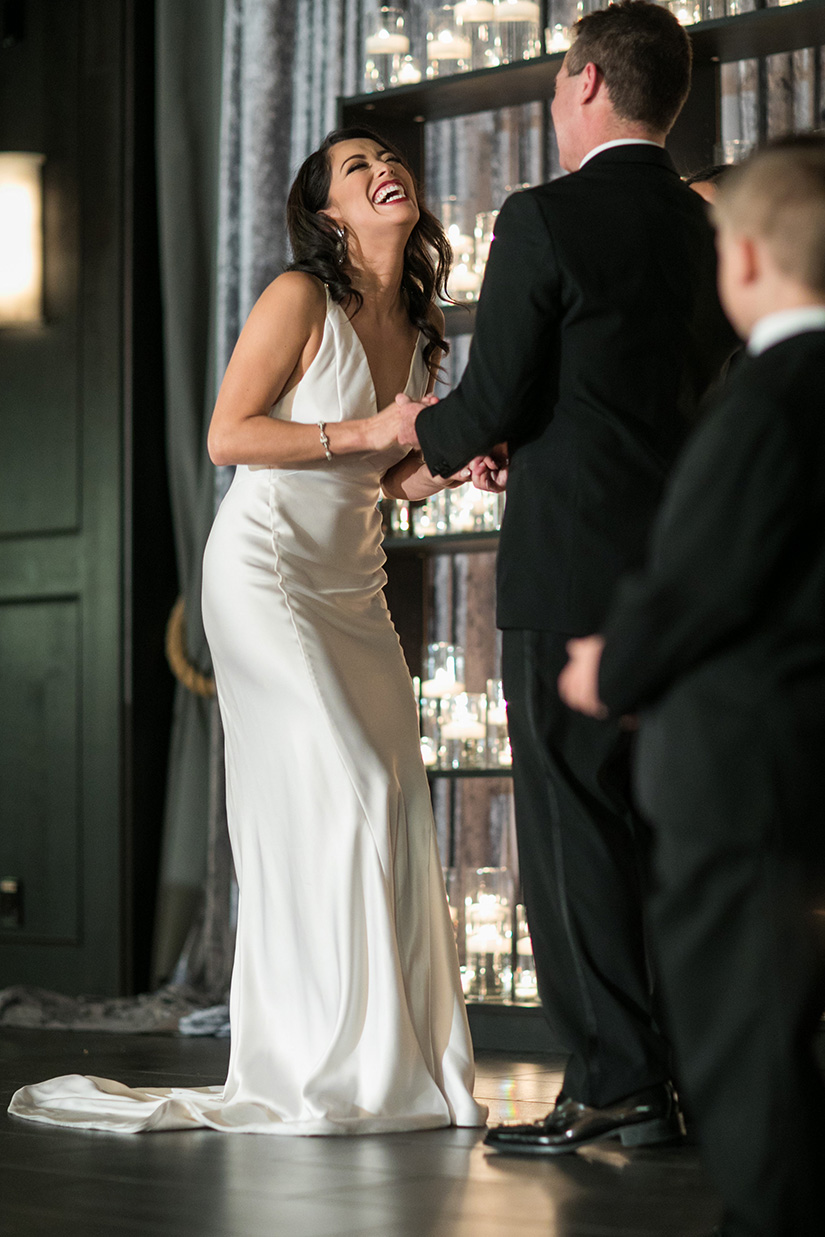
[0,152,45,326]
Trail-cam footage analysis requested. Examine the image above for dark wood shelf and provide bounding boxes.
[343,50,564,126]
[342,4,825,130]
[384,530,499,555]
[427,766,513,779]
[691,1,825,65]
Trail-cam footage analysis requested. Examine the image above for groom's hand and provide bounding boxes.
[558,636,608,719]
[469,443,509,493]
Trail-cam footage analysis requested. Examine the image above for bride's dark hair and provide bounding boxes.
[285,127,452,372]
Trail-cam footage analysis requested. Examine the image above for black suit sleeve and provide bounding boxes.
[416,189,560,477]
[598,385,800,716]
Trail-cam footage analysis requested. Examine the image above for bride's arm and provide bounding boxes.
[381,450,470,500]
[208,273,401,467]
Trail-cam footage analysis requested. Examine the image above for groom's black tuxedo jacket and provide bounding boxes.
[417,145,736,633]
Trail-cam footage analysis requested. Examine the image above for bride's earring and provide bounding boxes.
[335,226,347,263]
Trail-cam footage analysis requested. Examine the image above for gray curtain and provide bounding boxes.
[152,0,226,987]
[153,0,300,995]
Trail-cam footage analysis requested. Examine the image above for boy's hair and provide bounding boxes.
[566,1,691,135]
[714,134,825,297]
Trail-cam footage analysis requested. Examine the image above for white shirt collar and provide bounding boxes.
[578,138,664,170]
[747,306,825,356]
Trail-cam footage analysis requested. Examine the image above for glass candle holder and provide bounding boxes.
[441,692,487,768]
[513,904,538,1001]
[386,497,410,534]
[411,488,450,536]
[464,866,513,999]
[473,209,498,281]
[659,0,701,23]
[717,137,756,165]
[422,643,466,700]
[419,695,442,767]
[447,259,482,301]
[442,867,461,943]
[485,678,512,768]
[363,6,411,92]
[454,0,499,70]
[427,6,472,77]
[545,0,579,52]
[440,197,481,302]
[492,0,542,64]
[397,54,423,84]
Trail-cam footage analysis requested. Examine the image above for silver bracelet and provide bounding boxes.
[317,421,333,462]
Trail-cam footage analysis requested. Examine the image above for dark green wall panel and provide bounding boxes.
[0,598,80,943]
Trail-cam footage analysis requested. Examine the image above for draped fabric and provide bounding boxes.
[152,0,226,988]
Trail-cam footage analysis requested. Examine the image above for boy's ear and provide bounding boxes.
[721,231,758,292]
[739,234,760,287]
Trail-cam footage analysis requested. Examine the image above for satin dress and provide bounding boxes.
[8,289,487,1136]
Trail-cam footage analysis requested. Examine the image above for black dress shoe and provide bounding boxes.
[484,1082,684,1155]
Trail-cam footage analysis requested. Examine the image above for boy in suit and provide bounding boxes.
[560,135,825,1237]
[394,0,735,1149]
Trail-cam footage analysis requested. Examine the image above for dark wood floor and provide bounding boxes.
[0,1028,723,1236]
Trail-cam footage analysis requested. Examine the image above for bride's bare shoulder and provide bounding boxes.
[254,271,327,320]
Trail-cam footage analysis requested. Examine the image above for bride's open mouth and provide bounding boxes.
[372,179,409,205]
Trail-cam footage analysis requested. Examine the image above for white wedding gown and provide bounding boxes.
[8,290,487,1136]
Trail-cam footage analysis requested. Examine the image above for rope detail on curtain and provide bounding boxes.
[165,597,216,697]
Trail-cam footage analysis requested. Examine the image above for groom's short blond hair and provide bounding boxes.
[714,135,825,297]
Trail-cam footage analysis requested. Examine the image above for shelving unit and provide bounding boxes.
[339,1,825,175]
[384,530,498,555]
[427,767,512,779]
[340,0,825,1053]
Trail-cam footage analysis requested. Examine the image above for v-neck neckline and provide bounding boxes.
[332,296,422,412]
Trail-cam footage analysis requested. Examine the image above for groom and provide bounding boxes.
[395,0,736,1152]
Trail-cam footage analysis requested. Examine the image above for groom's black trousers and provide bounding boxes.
[501,629,671,1107]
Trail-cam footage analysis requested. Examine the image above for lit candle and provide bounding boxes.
[427,30,473,59]
[420,738,438,766]
[421,668,465,698]
[448,262,481,296]
[365,30,410,54]
[397,56,422,84]
[454,1,496,21]
[441,718,486,741]
[547,25,571,52]
[494,0,541,19]
[466,927,509,955]
[447,224,474,258]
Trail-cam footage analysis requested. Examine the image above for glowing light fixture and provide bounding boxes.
[0,152,45,326]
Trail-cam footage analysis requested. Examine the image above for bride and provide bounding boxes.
[8,128,487,1135]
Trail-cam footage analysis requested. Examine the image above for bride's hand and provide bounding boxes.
[370,392,431,452]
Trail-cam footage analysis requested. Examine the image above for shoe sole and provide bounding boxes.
[485,1114,685,1156]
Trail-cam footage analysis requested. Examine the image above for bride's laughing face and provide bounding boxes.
[323,138,419,247]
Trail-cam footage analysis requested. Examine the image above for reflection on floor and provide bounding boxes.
[0,1028,723,1236]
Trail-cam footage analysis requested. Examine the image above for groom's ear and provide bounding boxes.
[578,62,603,106]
